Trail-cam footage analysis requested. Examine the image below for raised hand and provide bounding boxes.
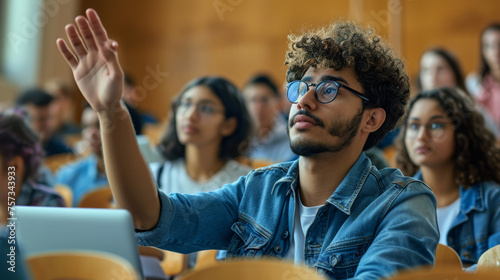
[57,9,123,113]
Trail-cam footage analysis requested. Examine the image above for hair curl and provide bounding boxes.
[284,21,410,150]
[395,87,500,187]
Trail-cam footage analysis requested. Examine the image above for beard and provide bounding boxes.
[288,109,364,157]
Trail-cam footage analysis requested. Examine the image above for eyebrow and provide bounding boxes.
[181,97,218,105]
[408,115,448,121]
[301,75,349,85]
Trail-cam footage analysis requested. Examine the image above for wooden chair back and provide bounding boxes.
[78,186,115,208]
[26,251,139,280]
[477,244,500,272]
[44,153,79,173]
[434,243,462,270]
[179,259,326,280]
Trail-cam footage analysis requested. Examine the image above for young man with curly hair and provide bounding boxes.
[57,9,438,279]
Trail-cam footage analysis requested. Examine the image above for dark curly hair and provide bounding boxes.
[395,87,500,187]
[284,21,410,150]
[157,76,252,161]
[0,111,44,182]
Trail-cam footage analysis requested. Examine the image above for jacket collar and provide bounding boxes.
[271,153,372,215]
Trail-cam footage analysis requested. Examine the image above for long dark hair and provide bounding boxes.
[157,76,252,161]
[395,87,500,187]
[479,23,500,80]
[416,48,467,93]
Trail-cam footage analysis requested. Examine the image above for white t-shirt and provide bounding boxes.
[436,197,461,245]
[286,192,322,264]
[150,158,252,194]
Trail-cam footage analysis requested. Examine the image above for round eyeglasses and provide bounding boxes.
[287,80,369,104]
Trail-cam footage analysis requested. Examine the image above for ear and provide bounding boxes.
[220,117,237,137]
[7,155,25,185]
[361,108,386,133]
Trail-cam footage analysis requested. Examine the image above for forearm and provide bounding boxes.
[97,101,160,230]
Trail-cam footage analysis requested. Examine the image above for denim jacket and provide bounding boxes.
[414,171,500,265]
[137,153,439,280]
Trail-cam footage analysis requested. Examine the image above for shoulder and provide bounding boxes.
[25,182,65,207]
[370,167,433,198]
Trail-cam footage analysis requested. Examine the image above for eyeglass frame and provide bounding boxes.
[405,120,454,139]
[286,80,370,104]
[176,99,225,118]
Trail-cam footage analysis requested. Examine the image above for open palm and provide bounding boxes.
[57,9,123,112]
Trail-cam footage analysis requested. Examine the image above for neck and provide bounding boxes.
[185,144,226,182]
[420,164,459,208]
[298,148,360,207]
[491,68,500,81]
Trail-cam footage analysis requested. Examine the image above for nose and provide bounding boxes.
[296,85,317,111]
[415,125,430,141]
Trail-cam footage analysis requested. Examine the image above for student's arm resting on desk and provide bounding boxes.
[57,9,159,229]
[353,181,439,280]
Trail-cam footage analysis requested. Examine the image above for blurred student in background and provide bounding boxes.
[396,87,500,267]
[466,23,500,136]
[243,74,296,163]
[0,111,65,224]
[15,89,73,157]
[152,76,252,194]
[55,106,108,206]
[44,79,80,139]
[418,47,499,137]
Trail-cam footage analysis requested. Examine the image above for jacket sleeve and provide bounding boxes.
[135,175,247,254]
[353,181,439,280]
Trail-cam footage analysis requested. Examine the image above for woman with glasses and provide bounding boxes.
[153,76,252,195]
[395,87,500,267]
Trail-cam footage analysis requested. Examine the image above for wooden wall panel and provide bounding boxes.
[73,0,500,120]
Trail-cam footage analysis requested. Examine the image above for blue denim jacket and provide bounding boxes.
[137,153,439,279]
[414,171,500,265]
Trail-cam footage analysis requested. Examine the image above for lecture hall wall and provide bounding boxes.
[34,0,500,121]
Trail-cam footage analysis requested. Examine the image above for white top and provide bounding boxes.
[150,158,252,194]
[286,193,322,264]
[436,197,461,245]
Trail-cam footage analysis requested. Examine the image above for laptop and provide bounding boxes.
[14,206,143,279]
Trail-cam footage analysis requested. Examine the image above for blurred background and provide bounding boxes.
[1,0,499,122]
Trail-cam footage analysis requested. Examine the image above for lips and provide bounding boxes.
[415,146,431,154]
[181,125,198,133]
[293,115,317,125]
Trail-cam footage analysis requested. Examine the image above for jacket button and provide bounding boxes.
[274,245,282,254]
[330,255,338,266]
[281,231,289,239]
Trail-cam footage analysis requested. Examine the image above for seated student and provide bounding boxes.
[0,112,65,224]
[55,107,108,206]
[15,89,73,157]
[417,47,499,137]
[44,78,81,138]
[243,74,297,163]
[152,76,252,194]
[57,10,438,279]
[395,87,500,267]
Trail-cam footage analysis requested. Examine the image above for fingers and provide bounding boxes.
[102,40,123,78]
[75,16,98,51]
[86,9,109,46]
[56,38,78,70]
[65,23,87,58]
